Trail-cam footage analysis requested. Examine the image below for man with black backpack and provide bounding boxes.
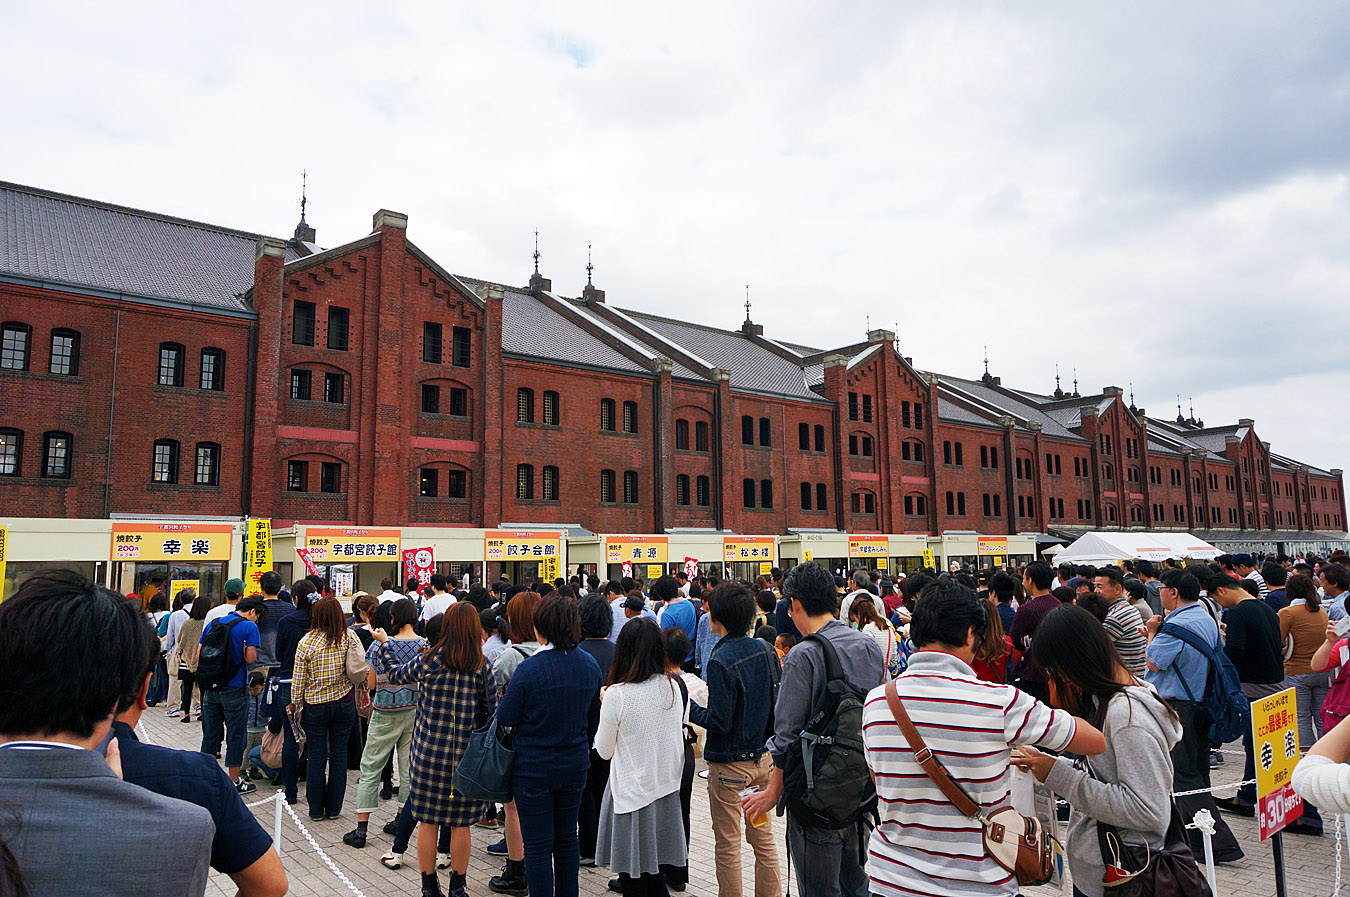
[742,562,882,897]
[1144,569,1244,863]
[199,593,265,794]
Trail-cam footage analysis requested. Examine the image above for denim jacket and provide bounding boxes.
[690,634,781,763]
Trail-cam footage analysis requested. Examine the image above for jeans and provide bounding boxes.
[786,814,870,897]
[355,707,413,813]
[149,654,169,704]
[706,756,779,897]
[200,685,248,768]
[248,744,280,780]
[303,698,356,818]
[1168,699,1241,860]
[179,669,198,716]
[1287,671,1332,749]
[514,773,586,897]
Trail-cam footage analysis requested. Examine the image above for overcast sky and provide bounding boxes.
[4,1,1348,469]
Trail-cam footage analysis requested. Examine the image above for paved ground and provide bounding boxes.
[137,709,1341,897]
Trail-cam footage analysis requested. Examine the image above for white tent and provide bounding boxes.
[1053,531,1221,566]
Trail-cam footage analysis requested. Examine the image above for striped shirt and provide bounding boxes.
[1245,569,1270,598]
[862,651,1077,897]
[1103,598,1149,676]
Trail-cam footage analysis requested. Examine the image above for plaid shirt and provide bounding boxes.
[292,630,356,705]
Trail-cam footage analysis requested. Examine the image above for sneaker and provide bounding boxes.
[579,856,596,868]
[607,879,623,894]
[382,817,399,836]
[180,715,193,724]
[1209,750,1225,768]
[436,852,451,869]
[342,828,367,848]
[165,709,183,718]
[235,781,257,795]
[1214,797,1255,817]
[474,813,499,829]
[486,837,508,856]
[379,850,403,869]
[380,785,394,801]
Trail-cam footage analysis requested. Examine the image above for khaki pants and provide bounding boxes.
[706,756,780,897]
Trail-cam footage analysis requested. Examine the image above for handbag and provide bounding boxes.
[345,632,372,687]
[884,680,1054,886]
[260,727,284,770]
[452,713,516,802]
[1095,801,1212,896]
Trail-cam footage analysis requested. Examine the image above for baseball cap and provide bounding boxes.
[224,577,246,595]
[623,594,646,612]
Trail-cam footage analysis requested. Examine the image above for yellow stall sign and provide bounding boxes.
[486,531,562,562]
[169,579,200,602]
[305,528,402,563]
[539,556,561,583]
[1252,688,1303,840]
[724,537,775,563]
[977,536,1009,556]
[111,523,233,562]
[922,548,935,569]
[607,536,669,565]
[848,536,889,559]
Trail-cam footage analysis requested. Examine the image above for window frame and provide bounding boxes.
[622,401,638,434]
[326,306,350,351]
[319,461,341,494]
[623,470,639,505]
[49,328,80,376]
[152,438,179,484]
[542,465,560,501]
[676,474,691,506]
[157,342,185,387]
[0,428,22,476]
[696,421,710,453]
[516,463,534,500]
[517,387,535,423]
[322,371,345,405]
[0,322,31,371]
[696,475,711,507]
[293,300,316,346]
[423,322,443,364]
[194,442,220,486]
[600,398,615,432]
[287,460,307,492]
[199,347,224,391]
[290,368,312,401]
[451,326,471,367]
[421,383,440,414]
[676,419,690,451]
[600,469,615,504]
[543,391,561,427]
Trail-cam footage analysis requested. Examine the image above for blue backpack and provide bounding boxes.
[1158,622,1250,744]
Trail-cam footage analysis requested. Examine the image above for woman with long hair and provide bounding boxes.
[374,601,496,897]
[172,590,211,723]
[274,581,318,804]
[1010,606,1182,897]
[290,596,361,821]
[847,597,901,680]
[969,596,1012,684]
[1281,574,1332,747]
[495,594,604,897]
[594,618,687,897]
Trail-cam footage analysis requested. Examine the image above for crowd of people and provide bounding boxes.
[3,548,1350,897]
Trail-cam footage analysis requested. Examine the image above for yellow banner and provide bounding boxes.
[111,523,233,562]
[169,579,200,603]
[759,561,773,576]
[305,528,402,563]
[0,526,7,603]
[646,564,663,580]
[724,537,775,563]
[539,556,561,582]
[977,536,1009,556]
[485,530,562,562]
[606,536,669,564]
[243,519,273,595]
[922,548,934,569]
[848,536,889,559]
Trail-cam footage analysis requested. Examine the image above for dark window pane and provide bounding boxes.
[287,460,307,492]
[290,369,311,400]
[447,469,466,499]
[327,307,350,350]
[420,467,439,497]
[320,462,340,493]
[0,430,20,476]
[452,327,471,367]
[50,330,79,376]
[293,301,315,346]
[449,387,467,417]
[423,322,443,363]
[422,384,440,414]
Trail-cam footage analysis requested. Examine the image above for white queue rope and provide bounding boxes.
[281,799,371,897]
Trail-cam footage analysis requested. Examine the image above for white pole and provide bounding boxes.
[1188,808,1218,896]
[273,791,285,854]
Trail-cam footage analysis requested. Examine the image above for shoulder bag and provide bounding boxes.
[1095,798,1212,896]
[883,679,1053,886]
[453,670,516,802]
[345,631,373,687]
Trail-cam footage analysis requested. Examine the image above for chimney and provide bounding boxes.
[741,319,763,337]
[867,328,895,345]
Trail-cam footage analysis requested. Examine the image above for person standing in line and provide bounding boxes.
[847,597,900,680]
[742,562,882,897]
[377,578,404,605]
[1234,553,1270,599]
[1320,564,1350,621]
[254,571,295,673]
[1009,562,1061,703]
[839,570,885,622]
[345,599,427,848]
[199,593,264,794]
[421,574,457,623]
[595,619,688,897]
[496,595,603,897]
[1143,570,1244,863]
[989,571,1017,634]
[1091,567,1149,676]
[205,578,247,625]
[655,577,697,673]
[1263,563,1290,612]
[170,589,210,721]
[577,596,617,868]
[374,602,497,897]
[659,629,700,892]
[274,582,317,805]
[289,596,360,821]
[689,582,781,897]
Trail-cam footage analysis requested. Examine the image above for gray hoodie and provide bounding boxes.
[1043,685,1182,897]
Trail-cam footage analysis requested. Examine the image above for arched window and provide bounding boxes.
[542,391,560,426]
[800,482,812,510]
[696,475,711,507]
[199,347,224,390]
[622,401,638,434]
[194,442,220,486]
[158,342,184,387]
[1,323,31,370]
[600,469,615,503]
[676,474,690,506]
[814,425,825,452]
[817,483,828,511]
[50,329,80,376]
[759,418,771,447]
[600,398,615,432]
[743,478,756,508]
[761,480,774,509]
[0,428,22,476]
[798,422,810,451]
[152,439,179,483]
[623,470,639,504]
[516,388,535,423]
[741,416,754,445]
[516,463,534,499]
[542,465,559,501]
[946,491,955,515]
[696,421,710,452]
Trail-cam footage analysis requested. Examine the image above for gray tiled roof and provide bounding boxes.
[619,310,824,400]
[935,375,1084,440]
[495,287,650,374]
[0,180,298,311]
[935,396,1001,428]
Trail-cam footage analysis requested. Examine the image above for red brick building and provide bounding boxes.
[2,180,1345,556]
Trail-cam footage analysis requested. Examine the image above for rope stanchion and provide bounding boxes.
[281,800,372,897]
[1172,779,1257,798]
[1185,808,1220,897]
[1335,814,1343,897]
[272,791,284,856]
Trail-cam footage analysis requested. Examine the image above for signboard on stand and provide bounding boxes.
[169,579,200,602]
[976,537,1009,556]
[606,536,668,565]
[485,531,562,562]
[723,537,775,564]
[1253,688,1302,840]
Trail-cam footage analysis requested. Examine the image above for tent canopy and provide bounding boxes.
[1053,531,1221,566]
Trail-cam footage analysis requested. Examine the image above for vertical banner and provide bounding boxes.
[540,556,561,583]
[922,548,935,569]
[0,525,8,603]
[243,518,273,595]
[295,547,320,577]
[621,561,633,578]
[402,547,435,589]
[684,557,699,580]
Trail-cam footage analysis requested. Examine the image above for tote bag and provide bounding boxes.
[452,714,516,803]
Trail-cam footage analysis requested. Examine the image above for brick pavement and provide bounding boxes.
[137,710,1340,897]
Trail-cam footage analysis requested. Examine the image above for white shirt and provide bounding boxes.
[378,589,403,604]
[839,589,885,622]
[420,591,456,621]
[204,602,238,625]
[594,675,687,814]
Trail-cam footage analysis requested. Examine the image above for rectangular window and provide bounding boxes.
[678,475,691,506]
[759,418,771,447]
[200,349,224,390]
[849,434,858,456]
[327,306,350,350]
[0,430,19,476]
[448,387,467,417]
[914,403,923,430]
[848,392,859,421]
[902,442,912,461]
[290,369,311,400]
[451,327,471,367]
[760,480,773,509]
[517,388,534,423]
[158,344,183,387]
[798,422,810,451]
[678,419,691,451]
[194,444,219,486]
[447,469,466,499]
[600,470,614,503]
[423,322,443,363]
[293,301,315,346]
[50,330,79,376]
[696,421,710,452]
[954,443,963,466]
[980,446,989,468]
[518,465,534,500]
[1,324,30,370]
[542,466,559,501]
[801,482,813,510]
[990,446,998,469]
[901,400,911,428]
[697,475,711,507]
[852,493,861,514]
[287,460,307,492]
[623,471,638,505]
[742,416,755,445]
[744,479,756,509]
[817,483,827,511]
[864,493,875,514]
[421,384,440,414]
[983,493,992,517]
[543,391,560,426]
[323,372,345,404]
[152,441,178,483]
[600,399,614,432]
[420,467,439,497]
[320,462,340,493]
[623,402,637,434]
[862,394,873,423]
[814,425,825,452]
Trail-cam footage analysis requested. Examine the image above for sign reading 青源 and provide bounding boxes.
[606,536,669,564]
[110,523,233,562]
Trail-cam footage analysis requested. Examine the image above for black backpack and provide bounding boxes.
[196,615,244,690]
[780,632,877,831]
